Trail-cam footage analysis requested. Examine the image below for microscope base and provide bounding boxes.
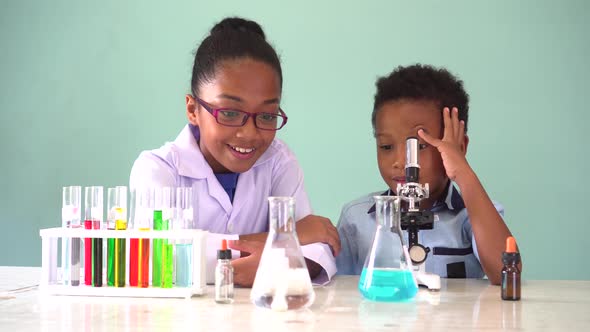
[415,272,441,291]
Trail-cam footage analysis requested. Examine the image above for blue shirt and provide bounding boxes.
[214,173,239,203]
[335,183,504,279]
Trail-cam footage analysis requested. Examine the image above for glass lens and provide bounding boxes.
[217,109,248,126]
[256,113,283,130]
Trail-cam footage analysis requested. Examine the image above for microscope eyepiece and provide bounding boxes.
[405,137,420,183]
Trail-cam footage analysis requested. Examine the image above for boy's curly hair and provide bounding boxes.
[372,64,470,133]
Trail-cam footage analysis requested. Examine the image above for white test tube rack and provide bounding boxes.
[39,227,208,299]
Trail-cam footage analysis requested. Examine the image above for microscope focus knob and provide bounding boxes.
[409,244,430,265]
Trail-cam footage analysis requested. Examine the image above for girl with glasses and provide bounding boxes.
[130,17,339,287]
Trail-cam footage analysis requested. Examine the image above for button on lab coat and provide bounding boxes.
[130,125,336,284]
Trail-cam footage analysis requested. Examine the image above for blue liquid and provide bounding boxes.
[358,268,418,302]
[175,243,193,287]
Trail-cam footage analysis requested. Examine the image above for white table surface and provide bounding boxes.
[1,266,588,331]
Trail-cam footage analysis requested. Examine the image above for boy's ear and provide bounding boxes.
[462,134,469,155]
[186,94,199,126]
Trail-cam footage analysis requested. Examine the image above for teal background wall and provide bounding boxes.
[1,0,588,280]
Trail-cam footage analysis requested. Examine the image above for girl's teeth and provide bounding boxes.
[232,146,254,153]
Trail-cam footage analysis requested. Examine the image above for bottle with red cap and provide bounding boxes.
[501,236,521,301]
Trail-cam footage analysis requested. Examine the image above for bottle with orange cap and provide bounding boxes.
[501,236,521,301]
[215,239,234,304]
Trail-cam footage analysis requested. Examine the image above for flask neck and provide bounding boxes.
[374,196,401,229]
[268,197,296,234]
[271,215,295,234]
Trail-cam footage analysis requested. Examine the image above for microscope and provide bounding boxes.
[394,137,441,291]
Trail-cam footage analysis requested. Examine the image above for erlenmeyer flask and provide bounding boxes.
[251,197,315,311]
[358,195,418,302]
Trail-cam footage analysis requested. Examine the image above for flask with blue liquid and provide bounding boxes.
[358,195,418,302]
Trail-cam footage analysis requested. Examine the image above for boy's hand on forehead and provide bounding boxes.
[418,107,471,183]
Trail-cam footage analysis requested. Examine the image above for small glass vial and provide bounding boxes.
[215,240,234,304]
[501,236,521,301]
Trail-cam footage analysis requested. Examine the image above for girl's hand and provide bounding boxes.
[296,215,341,256]
[418,107,472,183]
[228,239,264,287]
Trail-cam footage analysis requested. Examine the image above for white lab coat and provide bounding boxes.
[130,125,336,284]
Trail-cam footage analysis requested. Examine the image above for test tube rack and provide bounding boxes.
[39,227,207,299]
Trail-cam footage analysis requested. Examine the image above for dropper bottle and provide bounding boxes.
[215,239,234,304]
[501,236,521,301]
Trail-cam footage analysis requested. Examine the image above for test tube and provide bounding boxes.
[174,187,194,287]
[84,186,104,287]
[107,186,127,287]
[62,186,81,286]
[129,187,153,288]
[153,187,174,288]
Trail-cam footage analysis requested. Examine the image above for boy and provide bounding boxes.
[336,64,516,284]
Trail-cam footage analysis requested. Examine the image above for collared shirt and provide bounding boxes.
[335,184,504,279]
[189,124,239,203]
[214,173,239,203]
[130,125,336,284]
